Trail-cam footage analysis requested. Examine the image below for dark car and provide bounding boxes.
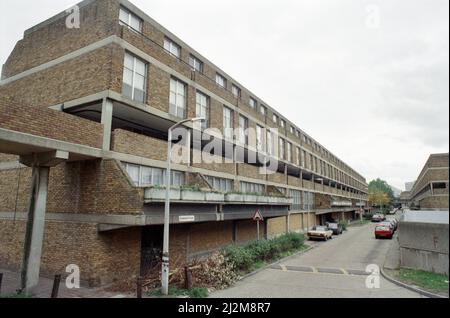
[326,222,343,235]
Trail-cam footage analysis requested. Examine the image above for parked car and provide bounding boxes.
[308,226,333,241]
[326,222,343,235]
[379,221,395,230]
[389,219,398,231]
[375,224,394,239]
[371,214,386,222]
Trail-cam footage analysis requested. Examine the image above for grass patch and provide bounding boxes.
[223,233,307,274]
[146,286,209,298]
[397,269,449,293]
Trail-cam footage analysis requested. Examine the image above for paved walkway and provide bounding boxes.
[211,222,424,298]
[0,269,134,298]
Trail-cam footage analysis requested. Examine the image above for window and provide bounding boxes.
[240,181,265,195]
[272,114,278,124]
[296,147,301,166]
[216,73,227,88]
[196,91,209,129]
[238,115,248,145]
[290,190,302,210]
[296,130,300,138]
[267,130,274,156]
[256,125,264,152]
[123,53,147,103]
[302,134,307,143]
[260,105,266,116]
[164,37,181,58]
[169,77,187,118]
[232,84,241,99]
[189,55,203,73]
[301,150,306,168]
[119,7,143,32]
[287,142,292,162]
[223,106,234,140]
[249,97,257,109]
[124,163,184,187]
[279,138,285,160]
[280,119,285,128]
[290,126,295,134]
[205,176,233,193]
[303,192,315,210]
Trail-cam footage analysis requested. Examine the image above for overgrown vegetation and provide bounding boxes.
[147,286,209,298]
[339,220,348,231]
[397,269,449,293]
[144,233,307,298]
[223,233,306,273]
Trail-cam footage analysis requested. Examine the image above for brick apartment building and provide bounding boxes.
[407,153,449,210]
[0,0,369,287]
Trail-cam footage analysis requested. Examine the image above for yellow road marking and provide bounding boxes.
[341,268,349,275]
[280,265,288,272]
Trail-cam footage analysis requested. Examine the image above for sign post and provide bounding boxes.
[253,210,264,241]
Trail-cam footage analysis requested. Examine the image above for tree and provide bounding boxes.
[368,178,395,203]
[369,191,390,207]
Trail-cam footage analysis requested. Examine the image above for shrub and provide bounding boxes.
[339,221,348,231]
[223,233,305,272]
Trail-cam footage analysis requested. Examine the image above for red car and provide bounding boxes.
[375,224,394,239]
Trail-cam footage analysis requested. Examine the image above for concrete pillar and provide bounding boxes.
[101,98,114,151]
[286,213,290,233]
[21,166,49,293]
[19,151,68,294]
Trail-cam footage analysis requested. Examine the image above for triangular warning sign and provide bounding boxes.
[253,209,264,221]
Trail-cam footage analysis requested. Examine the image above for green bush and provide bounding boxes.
[223,233,305,272]
[339,221,348,231]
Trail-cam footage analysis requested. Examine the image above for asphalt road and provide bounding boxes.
[211,220,424,298]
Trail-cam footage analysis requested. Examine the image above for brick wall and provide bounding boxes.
[0,160,144,215]
[0,44,121,109]
[0,219,141,287]
[289,214,302,233]
[1,0,121,79]
[189,221,234,256]
[0,96,103,149]
[267,216,287,238]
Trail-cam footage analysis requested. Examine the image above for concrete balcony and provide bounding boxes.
[144,187,293,205]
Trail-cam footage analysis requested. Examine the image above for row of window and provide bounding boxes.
[240,182,265,195]
[119,6,365,185]
[125,163,185,187]
[122,51,360,187]
[205,176,234,193]
[124,162,362,200]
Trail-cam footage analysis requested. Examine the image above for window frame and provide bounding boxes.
[123,52,147,103]
[223,106,234,140]
[169,77,187,119]
[164,37,181,58]
[189,54,204,73]
[196,91,210,129]
[232,84,242,99]
[216,73,227,88]
[119,7,143,33]
[249,97,257,109]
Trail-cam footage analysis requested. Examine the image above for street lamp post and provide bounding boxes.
[161,117,205,296]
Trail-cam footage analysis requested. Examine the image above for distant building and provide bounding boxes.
[408,153,449,210]
[405,181,415,192]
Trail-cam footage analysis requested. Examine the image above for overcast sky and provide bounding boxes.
[0,0,448,190]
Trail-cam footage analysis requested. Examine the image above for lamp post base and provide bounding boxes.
[161,256,169,295]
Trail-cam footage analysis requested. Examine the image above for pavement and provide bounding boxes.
[0,269,134,298]
[211,220,425,298]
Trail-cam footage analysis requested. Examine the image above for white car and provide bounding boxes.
[307,226,333,241]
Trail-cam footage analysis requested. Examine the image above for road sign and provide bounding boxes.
[253,209,264,221]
